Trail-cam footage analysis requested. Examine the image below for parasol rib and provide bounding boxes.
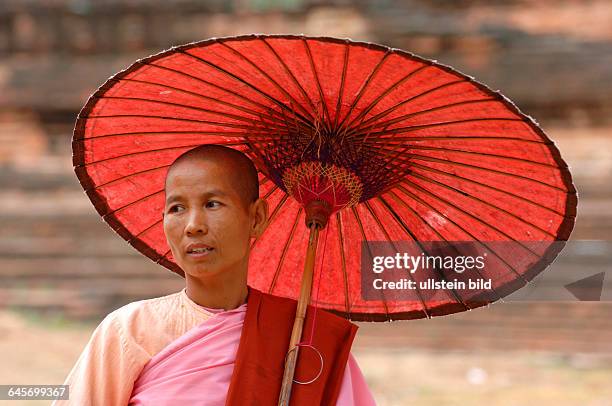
[364,200,431,318]
[388,152,568,191]
[178,49,314,124]
[94,100,310,137]
[358,117,523,138]
[386,189,502,305]
[408,161,570,216]
[393,184,532,285]
[381,193,503,304]
[76,141,280,168]
[332,42,350,132]
[385,144,563,168]
[335,212,352,316]
[101,189,163,217]
[408,171,561,237]
[377,194,473,311]
[259,37,320,118]
[76,130,249,141]
[350,206,391,320]
[83,114,269,131]
[346,78,473,133]
[343,64,431,131]
[336,51,392,132]
[91,162,270,193]
[398,181,547,257]
[79,140,266,168]
[302,37,333,134]
[143,60,314,128]
[106,78,301,125]
[129,217,163,242]
[369,135,550,144]
[217,42,316,122]
[351,98,508,138]
[269,207,303,294]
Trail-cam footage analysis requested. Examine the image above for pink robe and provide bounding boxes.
[129,303,376,405]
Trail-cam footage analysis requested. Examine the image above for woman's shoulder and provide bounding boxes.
[96,289,184,335]
[89,290,188,356]
[109,289,182,319]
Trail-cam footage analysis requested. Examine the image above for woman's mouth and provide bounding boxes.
[186,246,215,259]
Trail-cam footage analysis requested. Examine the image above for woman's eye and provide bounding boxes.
[206,200,222,208]
[168,205,183,213]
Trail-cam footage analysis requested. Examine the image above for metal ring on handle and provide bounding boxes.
[284,343,324,385]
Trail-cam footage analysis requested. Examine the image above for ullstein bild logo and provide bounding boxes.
[360,241,612,303]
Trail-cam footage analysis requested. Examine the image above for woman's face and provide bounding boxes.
[162,158,266,282]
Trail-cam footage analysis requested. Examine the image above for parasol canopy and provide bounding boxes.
[73,34,576,321]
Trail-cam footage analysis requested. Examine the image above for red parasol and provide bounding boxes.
[72,34,576,403]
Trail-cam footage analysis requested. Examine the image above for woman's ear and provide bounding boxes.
[250,198,269,238]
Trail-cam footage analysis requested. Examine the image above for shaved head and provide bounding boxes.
[165,145,259,208]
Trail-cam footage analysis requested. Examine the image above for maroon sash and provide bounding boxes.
[226,287,358,405]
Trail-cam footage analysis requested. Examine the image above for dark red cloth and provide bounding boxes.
[226,286,358,406]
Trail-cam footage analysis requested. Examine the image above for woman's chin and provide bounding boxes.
[183,264,222,279]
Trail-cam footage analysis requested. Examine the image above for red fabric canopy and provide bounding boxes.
[73,34,576,321]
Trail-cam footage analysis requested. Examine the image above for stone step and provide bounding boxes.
[0,256,175,278]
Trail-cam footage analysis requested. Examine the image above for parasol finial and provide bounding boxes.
[304,199,332,229]
[282,161,363,223]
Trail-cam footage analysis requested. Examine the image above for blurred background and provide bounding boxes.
[0,0,611,405]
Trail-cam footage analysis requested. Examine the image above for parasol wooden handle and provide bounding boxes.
[277,223,320,406]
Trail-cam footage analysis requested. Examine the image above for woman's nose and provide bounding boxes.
[185,211,208,235]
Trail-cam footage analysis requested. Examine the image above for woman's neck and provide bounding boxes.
[184,274,248,310]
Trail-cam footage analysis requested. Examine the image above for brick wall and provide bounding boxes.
[0,0,611,353]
